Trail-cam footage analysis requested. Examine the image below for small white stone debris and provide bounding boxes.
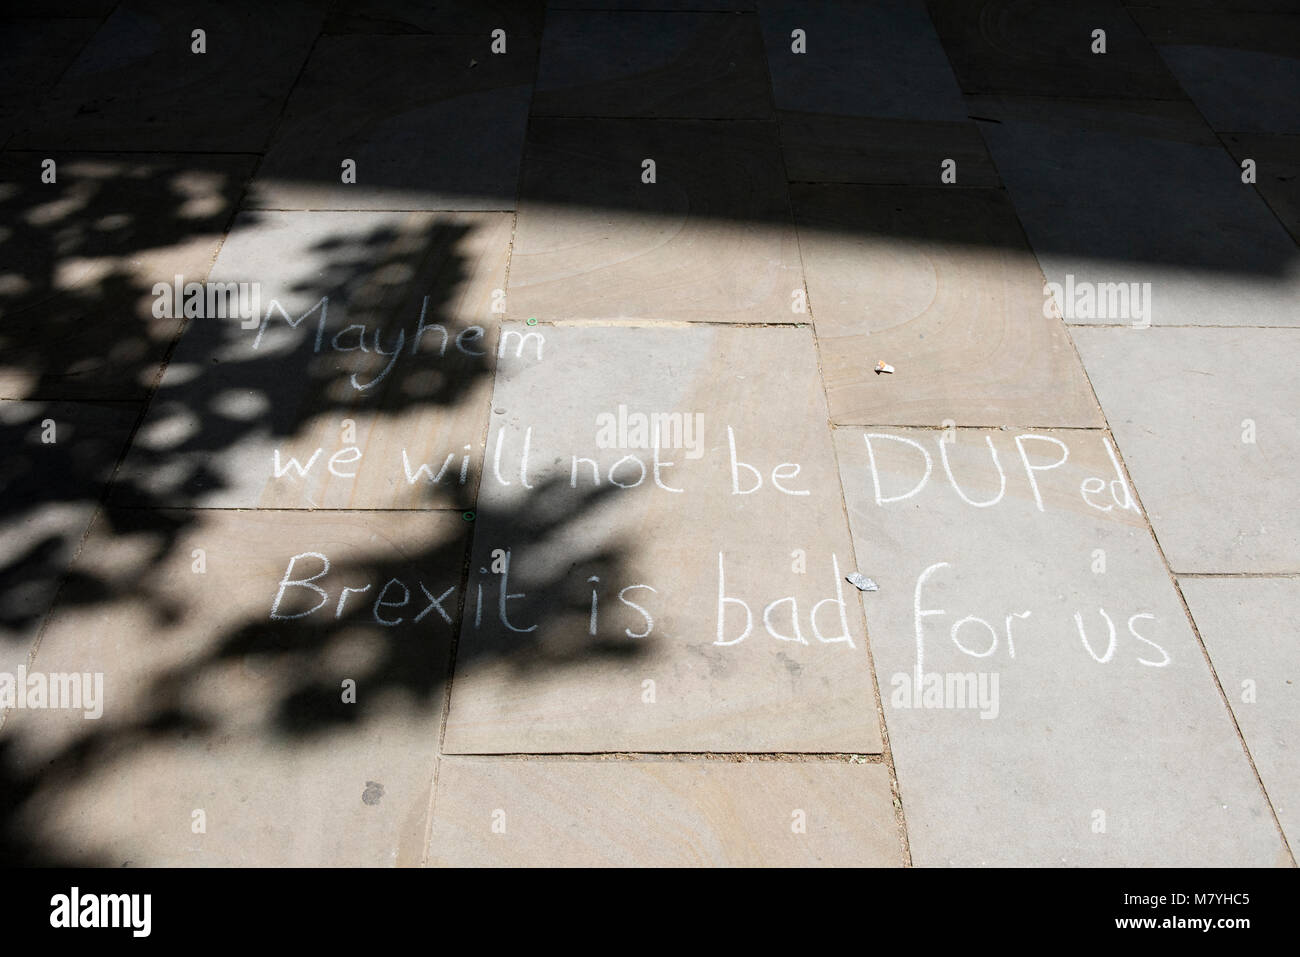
[874,360,894,375]
[845,572,879,592]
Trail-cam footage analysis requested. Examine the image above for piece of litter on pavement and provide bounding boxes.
[845,572,879,592]
[875,360,894,375]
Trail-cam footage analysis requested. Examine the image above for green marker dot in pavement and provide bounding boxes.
[526,317,538,326]
[462,511,476,522]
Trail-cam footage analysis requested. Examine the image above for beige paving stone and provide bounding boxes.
[506,118,802,322]
[0,508,467,866]
[247,35,535,211]
[428,757,902,866]
[10,0,324,151]
[1180,576,1300,848]
[1072,327,1300,573]
[0,152,257,400]
[443,324,881,754]
[0,400,137,678]
[834,426,1287,865]
[793,185,1102,427]
[115,210,515,509]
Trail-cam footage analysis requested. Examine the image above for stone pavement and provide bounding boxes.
[0,0,1295,867]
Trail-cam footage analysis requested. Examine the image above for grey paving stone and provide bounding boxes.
[429,757,902,866]
[0,400,137,678]
[0,508,466,865]
[1072,327,1300,574]
[532,10,772,118]
[507,118,802,321]
[9,0,325,152]
[833,425,1287,865]
[0,152,257,400]
[973,96,1300,327]
[247,35,535,210]
[443,324,882,754]
[926,0,1184,98]
[793,185,1102,427]
[115,210,512,509]
[1132,8,1300,132]
[1180,576,1300,848]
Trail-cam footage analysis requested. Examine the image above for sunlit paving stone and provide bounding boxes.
[833,425,1287,865]
[443,325,881,754]
[793,185,1102,427]
[1072,327,1300,574]
[1180,577,1300,850]
[428,758,902,867]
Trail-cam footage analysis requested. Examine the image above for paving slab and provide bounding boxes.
[758,0,997,185]
[443,324,881,754]
[507,118,802,322]
[9,0,324,152]
[793,185,1102,427]
[0,400,137,679]
[0,18,100,148]
[1221,133,1300,246]
[428,757,902,866]
[247,35,535,211]
[833,425,1287,865]
[1071,327,1300,574]
[0,152,257,401]
[323,0,545,36]
[0,508,467,866]
[532,10,772,119]
[972,96,1300,327]
[1131,9,1300,133]
[925,0,1183,98]
[1180,576,1300,848]
[115,210,513,509]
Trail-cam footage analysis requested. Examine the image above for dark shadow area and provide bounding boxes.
[0,151,649,864]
